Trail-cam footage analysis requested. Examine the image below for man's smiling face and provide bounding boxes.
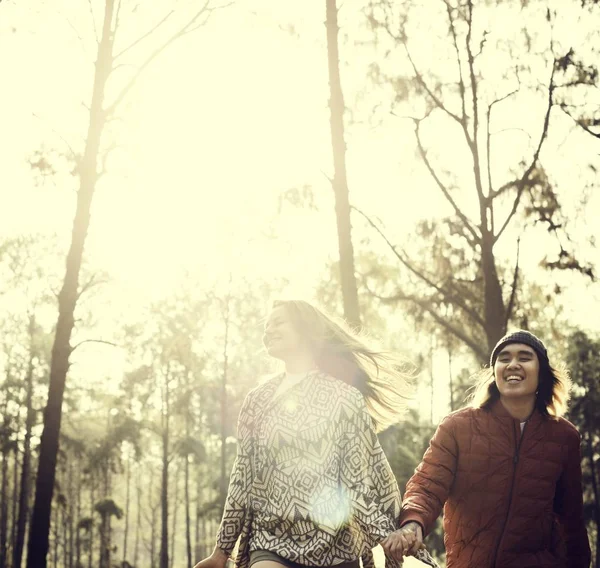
[494,343,540,402]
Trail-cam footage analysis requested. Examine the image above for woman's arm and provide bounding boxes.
[338,391,401,548]
[215,390,256,557]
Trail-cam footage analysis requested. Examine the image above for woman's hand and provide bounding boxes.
[193,547,229,568]
[381,522,424,560]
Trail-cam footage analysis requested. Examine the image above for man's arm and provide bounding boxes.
[399,415,459,536]
[553,428,591,568]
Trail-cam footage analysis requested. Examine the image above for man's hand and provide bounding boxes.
[381,522,424,560]
[193,547,229,568]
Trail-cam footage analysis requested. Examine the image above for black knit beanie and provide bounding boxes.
[490,330,549,367]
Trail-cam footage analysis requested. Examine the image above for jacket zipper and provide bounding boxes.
[491,420,527,568]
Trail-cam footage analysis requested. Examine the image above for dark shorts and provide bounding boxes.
[249,550,360,568]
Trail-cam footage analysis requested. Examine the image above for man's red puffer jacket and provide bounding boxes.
[399,400,590,568]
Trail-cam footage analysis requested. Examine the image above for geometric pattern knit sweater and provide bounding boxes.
[215,371,404,568]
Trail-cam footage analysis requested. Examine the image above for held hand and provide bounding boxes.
[381,529,411,561]
[402,521,424,556]
[380,522,424,560]
[193,547,229,568]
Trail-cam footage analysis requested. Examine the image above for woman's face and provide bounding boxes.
[263,305,309,361]
[494,343,540,402]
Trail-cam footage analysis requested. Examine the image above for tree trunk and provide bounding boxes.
[151,504,157,568]
[102,458,114,568]
[200,516,207,559]
[159,370,170,568]
[52,503,59,568]
[123,450,131,566]
[26,3,116,566]
[0,384,11,568]
[134,464,141,568]
[99,512,109,568]
[325,0,361,330]
[67,461,74,568]
[75,468,81,568]
[11,443,20,567]
[185,454,192,568]
[481,231,506,352]
[195,470,202,562]
[14,315,36,568]
[169,462,180,568]
[107,513,113,568]
[63,500,69,568]
[88,476,95,568]
[0,443,9,568]
[220,303,230,509]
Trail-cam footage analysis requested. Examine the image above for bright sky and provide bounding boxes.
[2,0,341,299]
[1,0,599,424]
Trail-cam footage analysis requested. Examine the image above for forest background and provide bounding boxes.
[1,0,600,567]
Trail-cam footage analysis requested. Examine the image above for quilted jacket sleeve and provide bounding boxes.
[339,391,402,568]
[216,390,256,556]
[553,428,591,568]
[399,414,459,536]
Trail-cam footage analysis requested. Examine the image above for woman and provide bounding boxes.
[382,330,591,568]
[194,300,437,568]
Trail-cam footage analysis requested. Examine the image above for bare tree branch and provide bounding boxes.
[560,105,600,139]
[71,339,118,353]
[87,0,99,44]
[382,2,483,193]
[113,9,176,60]
[485,89,519,199]
[77,272,110,300]
[444,215,480,252]
[489,179,519,201]
[486,114,493,234]
[485,89,519,235]
[504,237,521,328]
[116,0,124,25]
[106,1,217,118]
[465,0,485,205]
[97,142,119,180]
[379,19,464,126]
[414,120,481,243]
[494,60,556,243]
[443,0,467,122]
[353,206,486,328]
[31,112,81,165]
[320,169,333,184]
[402,40,464,125]
[493,126,533,140]
[113,0,124,43]
[63,15,91,59]
[363,282,487,361]
[110,62,138,74]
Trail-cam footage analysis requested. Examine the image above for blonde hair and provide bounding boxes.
[271,300,414,432]
[468,357,571,418]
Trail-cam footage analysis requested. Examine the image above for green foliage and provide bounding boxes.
[566,330,600,563]
[78,517,94,532]
[357,0,598,365]
[278,185,317,212]
[94,499,124,520]
[174,435,206,462]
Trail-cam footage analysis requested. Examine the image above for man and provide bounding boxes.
[382,330,590,568]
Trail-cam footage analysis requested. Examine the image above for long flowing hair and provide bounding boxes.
[271,300,414,432]
[468,355,571,418]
